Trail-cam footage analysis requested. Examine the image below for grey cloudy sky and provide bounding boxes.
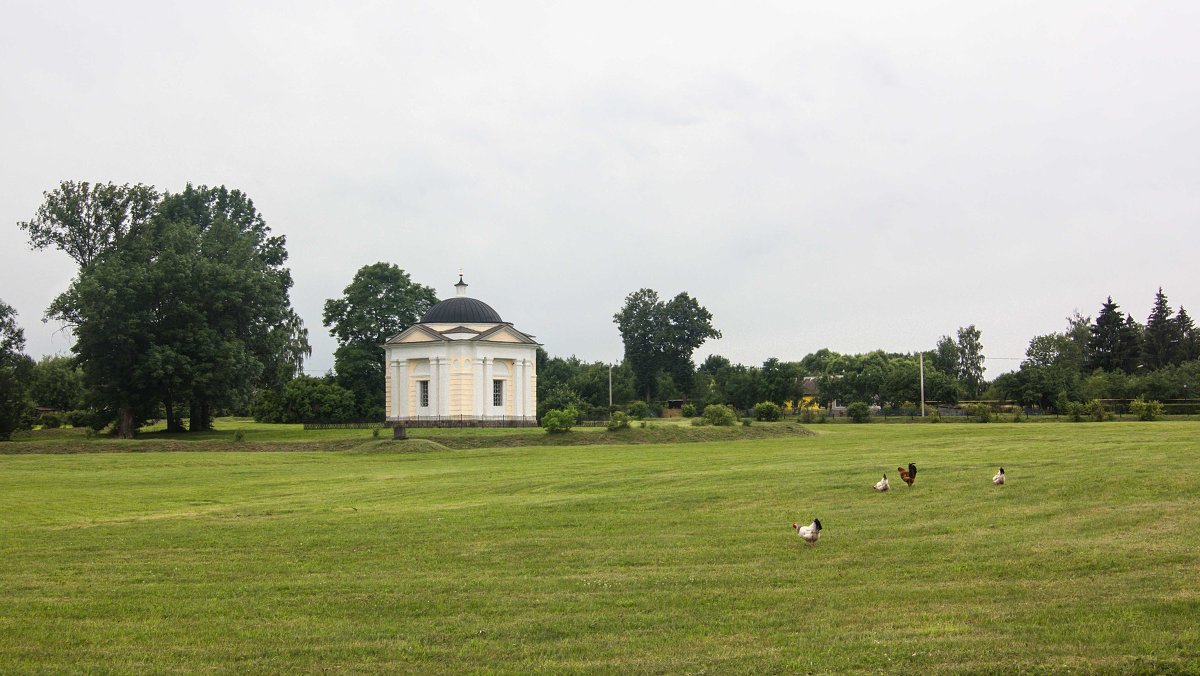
[2,1,1198,377]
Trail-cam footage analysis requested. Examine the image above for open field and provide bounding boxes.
[2,423,1199,673]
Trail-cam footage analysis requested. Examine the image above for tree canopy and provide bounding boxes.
[322,263,438,417]
[613,288,720,401]
[18,181,159,268]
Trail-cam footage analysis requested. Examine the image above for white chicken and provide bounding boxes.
[792,518,823,544]
[993,467,1005,485]
[873,474,890,492]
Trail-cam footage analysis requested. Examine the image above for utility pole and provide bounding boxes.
[608,364,613,410]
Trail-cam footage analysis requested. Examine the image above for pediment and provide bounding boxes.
[475,324,538,344]
[385,324,448,345]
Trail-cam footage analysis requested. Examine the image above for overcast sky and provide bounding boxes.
[3,1,1198,377]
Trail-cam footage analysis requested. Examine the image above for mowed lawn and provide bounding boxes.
[2,423,1198,673]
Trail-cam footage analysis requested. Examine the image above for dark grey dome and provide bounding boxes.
[420,297,503,324]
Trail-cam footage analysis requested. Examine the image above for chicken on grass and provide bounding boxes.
[873,474,890,492]
[993,467,1006,485]
[792,518,823,544]
[898,463,917,486]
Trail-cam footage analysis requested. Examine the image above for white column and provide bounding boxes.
[389,359,400,420]
[528,357,536,419]
[429,358,440,418]
[483,357,494,416]
[515,359,526,418]
[397,360,409,419]
[438,357,451,417]
[522,358,533,419]
[474,355,486,418]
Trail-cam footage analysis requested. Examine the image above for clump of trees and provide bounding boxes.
[992,289,1200,412]
[19,181,310,437]
[613,288,720,402]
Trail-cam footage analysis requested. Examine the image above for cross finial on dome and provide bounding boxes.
[455,270,468,297]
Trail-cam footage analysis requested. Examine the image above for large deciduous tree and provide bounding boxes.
[45,185,302,436]
[323,263,438,417]
[931,336,960,376]
[956,325,986,398]
[613,289,721,401]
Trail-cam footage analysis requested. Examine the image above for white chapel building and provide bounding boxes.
[383,276,539,426]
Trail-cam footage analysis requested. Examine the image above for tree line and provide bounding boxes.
[3,180,1198,439]
[537,290,986,418]
[991,289,1200,410]
[542,288,1199,418]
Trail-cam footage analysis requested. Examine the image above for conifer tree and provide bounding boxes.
[1176,306,1199,363]
[1142,288,1181,370]
[1088,297,1129,372]
[1117,314,1143,373]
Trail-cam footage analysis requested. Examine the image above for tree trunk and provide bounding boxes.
[165,399,185,433]
[189,399,212,432]
[117,407,135,439]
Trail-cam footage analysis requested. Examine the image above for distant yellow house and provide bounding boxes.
[785,376,823,411]
[382,276,540,426]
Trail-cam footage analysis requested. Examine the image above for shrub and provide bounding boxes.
[702,404,737,426]
[1064,401,1086,422]
[741,417,753,427]
[39,412,63,429]
[690,417,705,426]
[1012,408,1024,423]
[1129,396,1163,421]
[964,403,991,423]
[606,411,631,431]
[846,402,870,423]
[1086,399,1107,422]
[800,408,815,424]
[234,430,246,442]
[681,403,697,418]
[753,401,782,421]
[626,400,650,420]
[541,408,577,433]
[253,376,356,424]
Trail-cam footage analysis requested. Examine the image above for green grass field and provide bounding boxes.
[2,422,1199,673]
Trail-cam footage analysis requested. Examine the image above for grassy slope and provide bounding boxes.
[1,423,1198,673]
[1,418,813,453]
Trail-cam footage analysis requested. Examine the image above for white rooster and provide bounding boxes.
[873,474,890,492]
[993,467,1006,485]
[792,518,823,544]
